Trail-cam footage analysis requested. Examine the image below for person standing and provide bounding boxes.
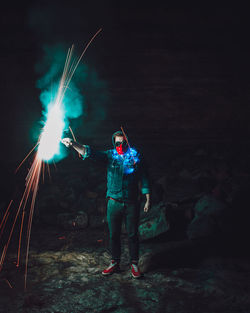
[61,130,150,278]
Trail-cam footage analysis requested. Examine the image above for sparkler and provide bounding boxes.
[0,28,102,289]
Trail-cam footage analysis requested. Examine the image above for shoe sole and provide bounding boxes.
[102,272,113,276]
[131,273,141,278]
[102,268,120,276]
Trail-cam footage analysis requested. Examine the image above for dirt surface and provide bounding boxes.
[1,226,250,313]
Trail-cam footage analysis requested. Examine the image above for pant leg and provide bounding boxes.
[124,202,140,263]
[107,199,124,262]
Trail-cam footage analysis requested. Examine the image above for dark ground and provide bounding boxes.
[1,225,250,313]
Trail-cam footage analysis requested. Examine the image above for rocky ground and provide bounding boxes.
[1,224,250,313]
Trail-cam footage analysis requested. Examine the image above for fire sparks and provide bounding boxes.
[0,28,102,289]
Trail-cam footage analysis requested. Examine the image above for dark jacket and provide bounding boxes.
[82,133,150,201]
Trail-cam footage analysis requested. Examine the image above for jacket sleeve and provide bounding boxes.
[82,145,108,163]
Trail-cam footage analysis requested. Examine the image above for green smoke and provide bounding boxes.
[34,43,107,162]
[36,43,84,120]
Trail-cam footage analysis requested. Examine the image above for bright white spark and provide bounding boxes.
[37,104,64,161]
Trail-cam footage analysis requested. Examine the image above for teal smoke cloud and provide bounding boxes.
[35,43,107,162]
[36,43,85,120]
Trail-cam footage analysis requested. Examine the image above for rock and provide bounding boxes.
[88,215,106,228]
[139,239,205,273]
[187,194,229,240]
[139,252,153,273]
[139,206,169,241]
[193,194,226,217]
[57,211,88,230]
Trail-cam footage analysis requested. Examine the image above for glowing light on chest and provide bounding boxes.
[112,148,139,174]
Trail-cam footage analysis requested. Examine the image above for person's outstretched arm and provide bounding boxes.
[61,137,108,162]
[61,138,86,155]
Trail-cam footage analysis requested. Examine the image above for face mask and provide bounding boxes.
[115,141,128,155]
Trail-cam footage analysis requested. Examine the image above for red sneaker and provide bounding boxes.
[131,263,141,278]
[102,260,120,276]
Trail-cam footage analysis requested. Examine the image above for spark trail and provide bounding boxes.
[0,28,102,289]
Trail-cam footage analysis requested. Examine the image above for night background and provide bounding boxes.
[0,1,250,312]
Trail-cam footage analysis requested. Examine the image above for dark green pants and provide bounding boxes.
[107,198,140,263]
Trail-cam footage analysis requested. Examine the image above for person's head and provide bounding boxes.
[112,131,128,155]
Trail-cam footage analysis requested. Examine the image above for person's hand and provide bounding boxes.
[144,200,150,212]
[61,138,73,148]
